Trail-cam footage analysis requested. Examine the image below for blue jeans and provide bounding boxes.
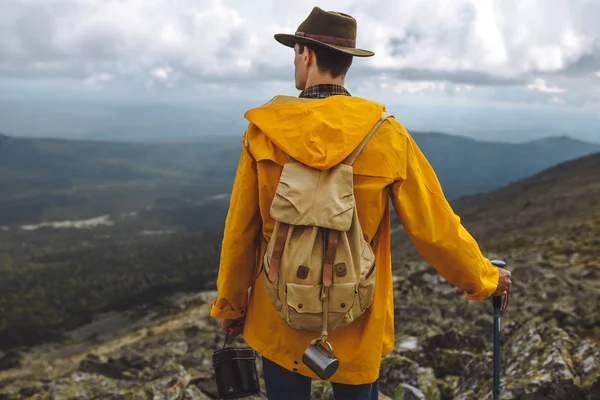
[262,357,379,400]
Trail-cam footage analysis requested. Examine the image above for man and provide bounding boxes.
[209,6,512,400]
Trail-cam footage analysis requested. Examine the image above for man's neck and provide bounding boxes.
[304,74,345,89]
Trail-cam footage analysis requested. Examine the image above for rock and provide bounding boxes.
[78,353,142,380]
[378,353,420,396]
[378,353,441,399]
[410,346,479,380]
[184,325,203,338]
[455,318,600,399]
[416,367,441,400]
[310,380,333,400]
[191,377,220,398]
[437,375,460,399]
[396,336,419,352]
[572,339,600,388]
[2,251,599,400]
[0,383,30,400]
[394,383,425,400]
[117,350,152,371]
[423,331,486,354]
[0,350,22,371]
[180,386,213,399]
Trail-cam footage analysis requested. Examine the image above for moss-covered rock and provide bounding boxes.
[378,353,420,396]
[437,375,460,399]
[310,380,333,400]
[1,250,599,399]
[394,383,425,400]
[455,318,600,399]
[417,367,441,400]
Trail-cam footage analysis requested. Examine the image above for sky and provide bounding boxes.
[1,0,600,143]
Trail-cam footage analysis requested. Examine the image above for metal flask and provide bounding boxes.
[302,340,340,380]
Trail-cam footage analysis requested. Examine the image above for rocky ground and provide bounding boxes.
[0,249,599,399]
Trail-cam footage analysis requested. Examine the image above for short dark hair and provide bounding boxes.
[297,43,353,78]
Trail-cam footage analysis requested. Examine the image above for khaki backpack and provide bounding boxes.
[262,111,392,343]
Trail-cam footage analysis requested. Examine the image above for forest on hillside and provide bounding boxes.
[0,229,222,350]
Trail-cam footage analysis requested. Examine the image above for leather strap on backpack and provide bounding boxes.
[322,229,339,288]
[268,223,289,282]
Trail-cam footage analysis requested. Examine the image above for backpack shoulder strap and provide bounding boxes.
[342,111,392,166]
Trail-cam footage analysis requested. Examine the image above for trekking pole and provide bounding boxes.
[490,259,508,400]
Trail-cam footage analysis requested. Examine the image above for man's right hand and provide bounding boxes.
[492,267,512,296]
[221,318,245,337]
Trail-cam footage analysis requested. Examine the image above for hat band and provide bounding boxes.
[295,31,356,48]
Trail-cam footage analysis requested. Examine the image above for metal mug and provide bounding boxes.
[302,339,340,380]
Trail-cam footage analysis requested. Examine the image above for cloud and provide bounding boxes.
[0,0,599,108]
[527,78,566,93]
[84,73,112,87]
[395,81,437,94]
[354,66,526,86]
[152,67,173,81]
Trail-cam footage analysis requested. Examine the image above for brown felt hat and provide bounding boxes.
[274,7,374,57]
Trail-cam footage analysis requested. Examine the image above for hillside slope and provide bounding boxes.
[1,150,600,399]
[393,151,600,262]
[455,151,600,261]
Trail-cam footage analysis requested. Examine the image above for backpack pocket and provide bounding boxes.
[285,283,323,332]
[328,283,357,313]
[328,282,358,330]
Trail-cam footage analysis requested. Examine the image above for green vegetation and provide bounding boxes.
[0,229,223,349]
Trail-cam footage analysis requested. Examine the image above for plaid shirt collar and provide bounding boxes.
[299,84,351,99]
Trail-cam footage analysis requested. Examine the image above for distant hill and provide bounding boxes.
[1,132,598,226]
[0,135,241,225]
[454,151,600,259]
[410,132,600,199]
[392,151,600,265]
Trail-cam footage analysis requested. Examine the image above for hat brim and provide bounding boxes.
[274,33,374,57]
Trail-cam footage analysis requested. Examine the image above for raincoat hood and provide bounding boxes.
[244,95,385,170]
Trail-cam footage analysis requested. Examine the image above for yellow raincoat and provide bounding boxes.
[209,94,499,385]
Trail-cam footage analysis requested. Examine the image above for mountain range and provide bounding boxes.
[1,131,599,227]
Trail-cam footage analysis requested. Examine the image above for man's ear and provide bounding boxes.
[304,46,315,67]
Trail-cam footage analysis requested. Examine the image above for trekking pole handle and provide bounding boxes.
[490,259,507,309]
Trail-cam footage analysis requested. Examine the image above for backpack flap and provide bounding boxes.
[270,162,355,232]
